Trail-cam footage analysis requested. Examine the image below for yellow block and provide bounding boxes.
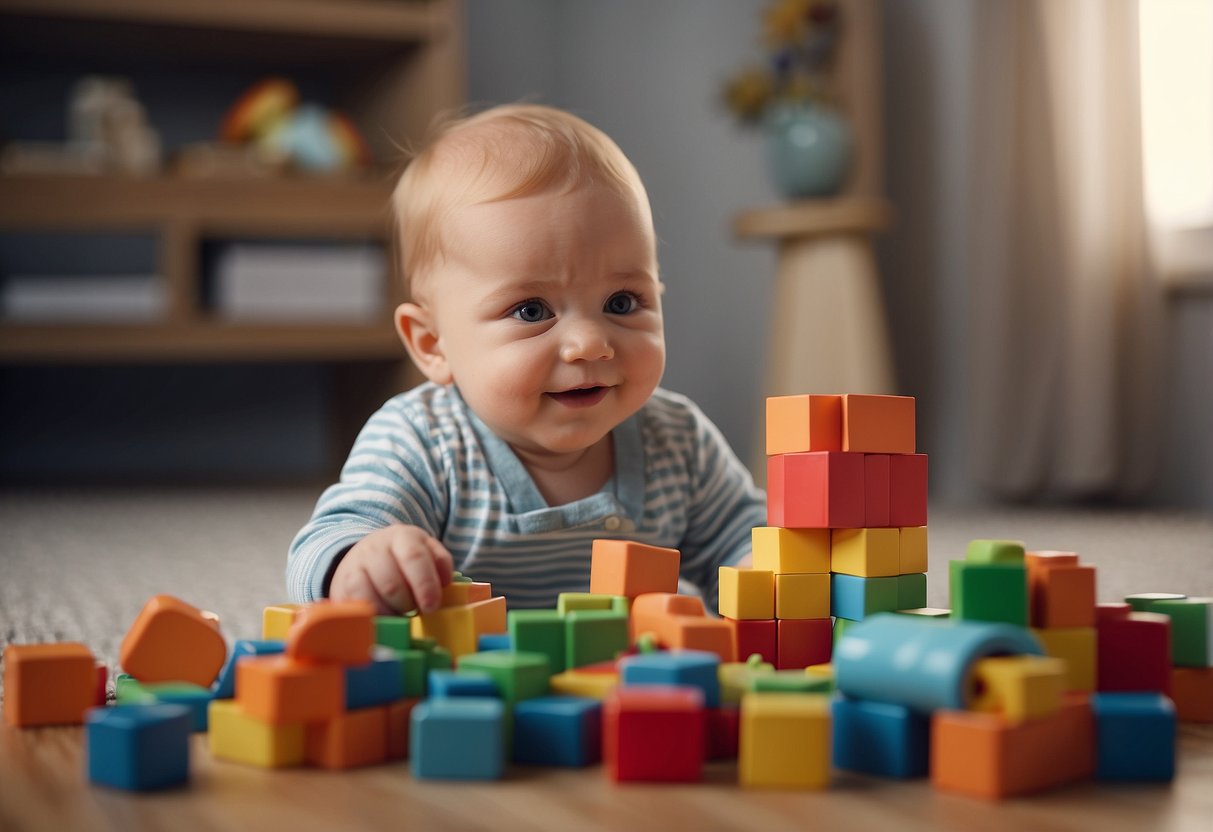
[208,700,305,768]
[262,603,304,641]
[752,527,831,574]
[718,566,775,620]
[899,526,929,574]
[804,663,833,681]
[719,659,776,705]
[412,605,477,658]
[740,692,832,789]
[830,528,899,577]
[549,669,618,699]
[970,655,1065,722]
[774,573,831,620]
[1032,627,1097,692]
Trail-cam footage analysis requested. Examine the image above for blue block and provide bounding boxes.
[143,684,213,732]
[831,574,900,621]
[512,695,602,767]
[410,697,505,780]
[832,695,930,778]
[85,704,191,791]
[211,639,285,699]
[478,633,513,652]
[1092,692,1176,781]
[345,651,405,710]
[617,650,721,708]
[427,669,499,699]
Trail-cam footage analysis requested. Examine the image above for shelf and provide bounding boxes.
[733,197,893,240]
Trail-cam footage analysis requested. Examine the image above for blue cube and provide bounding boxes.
[411,697,505,780]
[513,695,602,767]
[85,704,191,791]
[427,669,499,699]
[345,650,405,710]
[1092,692,1176,781]
[142,683,213,733]
[618,650,721,708]
[211,639,284,699]
[832,695,930,778]
[478,633,513,652]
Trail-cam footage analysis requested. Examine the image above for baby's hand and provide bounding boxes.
[329,525,454,615]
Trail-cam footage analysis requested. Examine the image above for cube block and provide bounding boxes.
[1171,667,1213,722]
[776,618,833,670]
[1025,553,1096,629]
[664,616,736,662]
[512,695,603,767]
[1096,611,1172,694]
[830,573,899,621]
[1032,627,1097,693]
[589,540,681,598]
[455,651,550,704]
[899,526,929,574]
[603,685,704,782]
[970,655,1065,723]
[739,692,832,789]
[832,695,930,778]
[628,592,705,643]
[765,394,842,455]
[508,609,566,676]
[4,642,97,727]
[410,697,505,780]
[262,603,304,640]
[235,656,344,725]
[618,650,721,708]
[896,573,928,610]
[704,706,741,760]
[831,527,899,577]
[729,618,778,666]
[864,454,891,527]
[85,704,192,791]
[1092,692,1175,781]
[888,454,928,527]
[440,581,492,607]
[751,527,831,574]
[965,540,1025,564]
[207,700,305,768]
[1148,596,1212,667]
[345,652,405,710]
[774,572,830,620]
[286,600,374,665]
[718,566,775,620]
[565,609,629,670]
[385,698,420,760]
[306,706,388,770]
[211,639,285,700]
[949,561,1028,626]
[767,451,864,529]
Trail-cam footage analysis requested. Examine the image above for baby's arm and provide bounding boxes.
[329,524,453,614]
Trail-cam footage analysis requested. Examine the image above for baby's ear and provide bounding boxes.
[395,303,452,385]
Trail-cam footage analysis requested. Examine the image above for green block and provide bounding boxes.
[950,560,1028,625]
[718,659,775,705]
[565,610,629,670]
[457,651,551,703]
[375,616,413,651]
[1124,592,1187,613]
[833,616,858,646]
[556,592,613,615]
[897,573,928,610]
[748,670,833,694]
[1149,597,1212,667]
[114,675,155,704]
[427,646,453,672]
[966,539,1026,564]
[508,609,567,675]
[451,571,473,583]
[411,636,439,653]
[393,648,428,697]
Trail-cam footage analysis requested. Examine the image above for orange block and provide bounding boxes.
[630,593,705,642]
[1172,668,1213,723]
[469,596,507,636]
[1025,551,1096,628]
[665,617,737,662]
[386,698,421,759]
[765,394,842,455]
[306,707,388,770]
[119,594,228,687]
[3,643,97,727]
[930,695,1094,800]
[236,655,344,725]
[441,581,493,607]
[286,600,375,665]
[589,540,681,599]
[841,394,915,454]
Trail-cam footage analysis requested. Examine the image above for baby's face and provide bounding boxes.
[421,183,665,459]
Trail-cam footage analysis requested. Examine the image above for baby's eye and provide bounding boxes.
[604,292,638,315]
[510,300,553,323]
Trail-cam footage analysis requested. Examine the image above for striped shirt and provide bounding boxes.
[287,383,766,610]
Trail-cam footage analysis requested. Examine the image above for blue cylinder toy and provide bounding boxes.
[833,613,1043,713]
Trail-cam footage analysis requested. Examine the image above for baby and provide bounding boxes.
[287,104,765,614]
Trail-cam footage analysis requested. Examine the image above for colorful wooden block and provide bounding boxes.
[765,393,842,455]
[1025,551,1096,628]
[831,527,899,577]
[478,633,512,652]
[235,656,344,725]
[897,573,928,610]
[262,603,304,640]
[628,592,705,642]
[603,685,704,782]
[899,526,929,574]
[751,526,830,574]
[1171,667,1213,722]
[1092,692,1176,781]
[1096,610,1172,694]
[619,650,721,708]
[832,695,930,778]
[767,451,864,529]
[557,592,627,616]
[374,615,412,651]
[85,704,192,791]
[411,604,477,659]
[748,670,832,694]
[118,681,212,732]
[970,655,1065,723]
[119,595,228,687]
[718,657,776,705]
[930,695,1094,799]
[440,581,492,607]
[410,697,505,780]
[508,609,566,675]
[718,566,775,620]
[776,618,833,670]
[549,668,619,699]
[863,453,891,527]
[589,539,681,599]
[3,642,97,727]
[704,706,741,760]
[739,692,832,789]
[286,600,374,665]
[512,695,603,766]
[774,572,831,619]
[426,669,498,699]
[728,618,778,666]
[888,453,928,527]
[1145,596,1212,667]
[1032,627,1097,692]
[211,639,284,700]
[207,700,305,768]
[385,698,420,760]
[455,651,550,704]
[841,393,916,453]
[831,573,899,621]
[1124,591,1186,612]
[893,607,951,619]
[664,616,737,662]
[565,609,629,670]
[965,540,1025,564]
[345,650,405,710]
[306,706,388,770]
[949,561,1028,626]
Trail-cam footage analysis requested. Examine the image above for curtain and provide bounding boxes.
[967,0,1166,500]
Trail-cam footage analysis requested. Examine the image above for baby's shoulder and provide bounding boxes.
[371,382,476,447]
[638,387,710,449]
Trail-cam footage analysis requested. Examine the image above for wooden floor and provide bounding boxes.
[1,722,1210,832]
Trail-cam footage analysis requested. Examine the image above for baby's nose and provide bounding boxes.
[559,319,614,362]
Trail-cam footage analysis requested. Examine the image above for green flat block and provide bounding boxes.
[457,651,551,703]
[748,670,833,694]
[966,539,1026,564]
[897,573,928,610]
[1149,597,1213,667]
[950,560,1028,625]
[375,616,413,651]
[1124,592,1186,613]
[508,609,567,675]
[556,592,614,615]
[565,610,629,670]
[833,616,858,646]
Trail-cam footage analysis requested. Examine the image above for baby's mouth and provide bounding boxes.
[546,386,610,407]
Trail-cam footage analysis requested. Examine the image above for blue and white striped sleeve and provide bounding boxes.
[286,397,451,602]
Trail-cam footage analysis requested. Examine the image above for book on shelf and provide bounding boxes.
[1,274,164,323]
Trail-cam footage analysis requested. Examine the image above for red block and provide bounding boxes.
[728,618,777,666]
[704,706,740,760]
[776,618,833,670]
[1096,611,1171,695]
[863,454,891,527]
[94,663,108,707]
[604,686,704,782]
[767,452,864,529]
[888,453,928,527]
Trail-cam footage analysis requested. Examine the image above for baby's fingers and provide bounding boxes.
[389,535,444,614]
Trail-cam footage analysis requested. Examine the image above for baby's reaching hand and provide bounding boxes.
[329,525,454,615]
